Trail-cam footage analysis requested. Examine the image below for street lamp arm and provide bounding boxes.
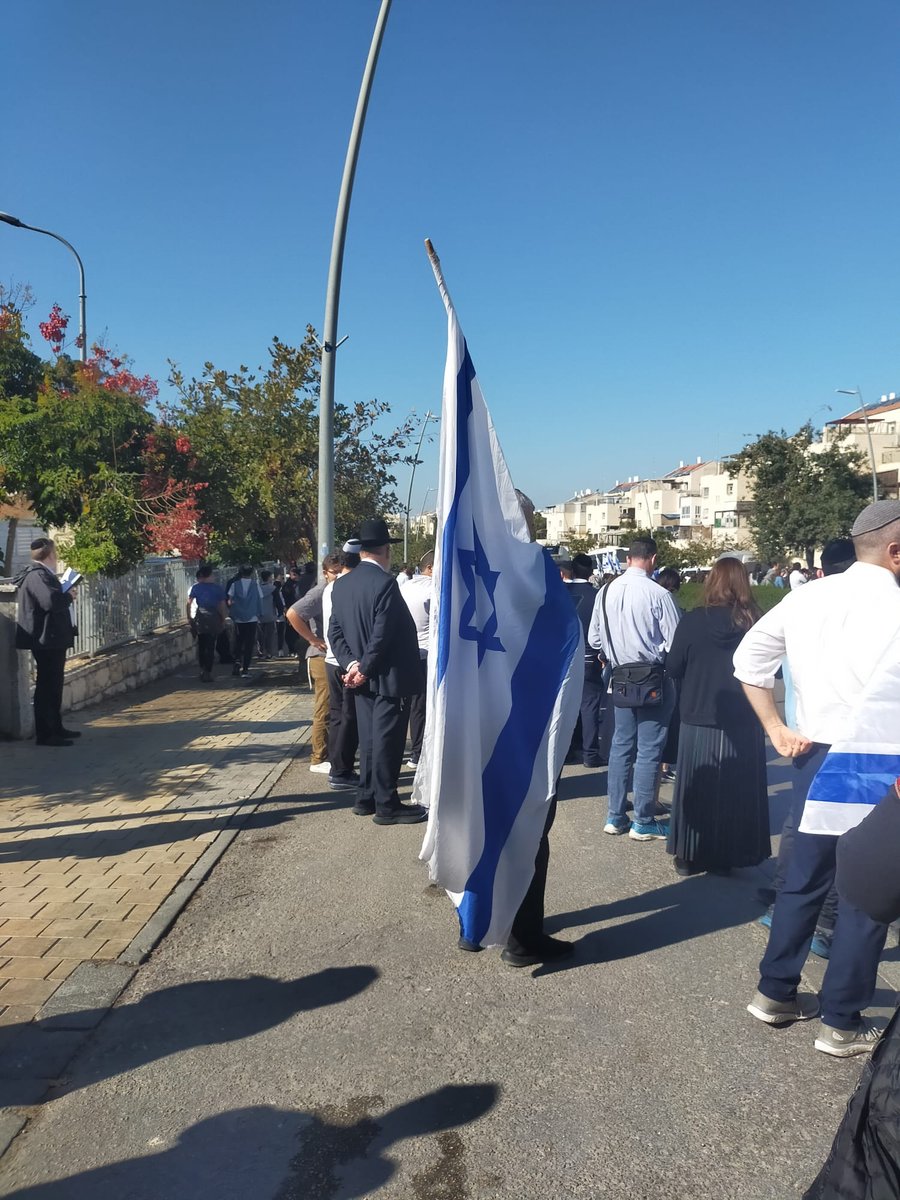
[404,411,439,561]
[0,212,86,361]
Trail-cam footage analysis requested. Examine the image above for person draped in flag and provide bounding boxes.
[417,242,583,965]
[734,499,900,1056]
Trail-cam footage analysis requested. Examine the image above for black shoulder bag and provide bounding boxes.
[601,581,665,709]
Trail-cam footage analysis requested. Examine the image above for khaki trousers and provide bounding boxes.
[308,655,330,765]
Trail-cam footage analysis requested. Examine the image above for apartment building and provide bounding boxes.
[813,394,900,499]
[542,458,754,550]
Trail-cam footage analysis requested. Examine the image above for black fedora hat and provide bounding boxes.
[359,518,402,548]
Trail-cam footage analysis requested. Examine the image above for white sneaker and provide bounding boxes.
[603,820,631,835]
[405,759,419,770]
[814,1017,886,1057]
[309,762,331,774]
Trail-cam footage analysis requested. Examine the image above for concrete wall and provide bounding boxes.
[0,582,193,739]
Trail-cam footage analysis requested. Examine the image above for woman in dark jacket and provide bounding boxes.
[665,557,769,876]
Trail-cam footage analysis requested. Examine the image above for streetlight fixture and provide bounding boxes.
[0,211,86,362]
[404,411,439,561]
[836,387,879,502]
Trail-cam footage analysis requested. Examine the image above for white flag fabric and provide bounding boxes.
[800,648,900,836]
[416,249,584,949]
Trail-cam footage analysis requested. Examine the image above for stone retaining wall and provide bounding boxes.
[0,579,194,738]
[62,626,194,714]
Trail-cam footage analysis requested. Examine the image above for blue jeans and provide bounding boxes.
[606,677,675,827]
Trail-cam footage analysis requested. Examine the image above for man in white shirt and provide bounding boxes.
[735,500,900,1056]
[588,537,681,840]
[400,550,433,769]
[788,562,807,590]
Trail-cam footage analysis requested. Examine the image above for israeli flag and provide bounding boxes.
[416,243,583,949]
[800,651,900,836]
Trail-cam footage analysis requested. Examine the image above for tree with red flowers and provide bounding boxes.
[0,302,207,573]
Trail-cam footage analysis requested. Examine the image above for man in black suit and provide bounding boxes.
[14,537,79,747]
[328,519,427,826]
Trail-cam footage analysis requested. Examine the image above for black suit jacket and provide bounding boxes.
[328,562,423,698]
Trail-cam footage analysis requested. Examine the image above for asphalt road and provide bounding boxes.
[0,756,873,1200]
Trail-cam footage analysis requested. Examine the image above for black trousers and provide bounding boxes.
[407,654,428,761]
[197,633,216,673]
[354,690,408,815]
[580,658,606,765]
[234,622,257,671]
[32,647,67,740]
[507,796,558,954]
[326,664,359,778]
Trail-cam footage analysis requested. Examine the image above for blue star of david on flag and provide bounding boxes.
[457,526,504,664]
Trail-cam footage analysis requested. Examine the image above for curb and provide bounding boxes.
[0,731,307,1161]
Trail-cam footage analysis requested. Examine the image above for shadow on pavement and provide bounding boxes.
[4,1085,500,1200]
[542,873,761,973]
[0,968,380,1110]
[0,797,351,865]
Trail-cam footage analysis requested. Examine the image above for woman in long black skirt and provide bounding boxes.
[665,557,769,876]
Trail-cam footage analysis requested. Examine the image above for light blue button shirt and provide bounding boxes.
[588,566,681,665]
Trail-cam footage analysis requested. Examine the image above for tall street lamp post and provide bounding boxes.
[836,387,879,503]
[0,212,87,362]
[318,0,393,562]
[405,411,439,561]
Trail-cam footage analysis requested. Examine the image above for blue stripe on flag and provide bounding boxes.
[808,752,900,807]
[457,550,581,945]
[436,344,475,686]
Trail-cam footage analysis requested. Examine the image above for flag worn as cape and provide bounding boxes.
[801,649,900,836]
[416,245,583,948]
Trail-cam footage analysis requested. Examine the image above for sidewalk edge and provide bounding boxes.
[0,738,304,1162]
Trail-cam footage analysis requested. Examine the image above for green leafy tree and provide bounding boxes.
[531,509,547,540]
[166,328,417,565]
[0,289,43,403]
[562,528,597,556]
[671,537,734,570]
[389,522,435,571]
[726,424,871,566]
[0,301,203,574]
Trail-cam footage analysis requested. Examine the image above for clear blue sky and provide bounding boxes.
[4,1,899,512]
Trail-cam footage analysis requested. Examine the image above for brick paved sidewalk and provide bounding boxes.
[0,659,313,1035]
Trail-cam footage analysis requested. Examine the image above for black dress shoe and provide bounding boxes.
[352,799,376,816]
[372,804,428,826]
[458,936,483,953]
[501,936,574,968]
[58,728,82,738]
[674,857,700,877]
[35,736,74,747]
[329,775,359,792]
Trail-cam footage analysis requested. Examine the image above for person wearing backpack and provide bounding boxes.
[186,564,228,682]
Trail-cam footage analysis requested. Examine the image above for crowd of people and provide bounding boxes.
[14,498,900,1193]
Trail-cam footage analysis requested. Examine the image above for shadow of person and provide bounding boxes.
[4,1086,500,1200]
[538,873,761,976]
[6,968,378,1108]
[0,799,348,866]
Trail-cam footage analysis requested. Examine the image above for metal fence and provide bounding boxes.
[70,558,195,658]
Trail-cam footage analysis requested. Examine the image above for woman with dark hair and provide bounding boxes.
[665,557,770,876]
